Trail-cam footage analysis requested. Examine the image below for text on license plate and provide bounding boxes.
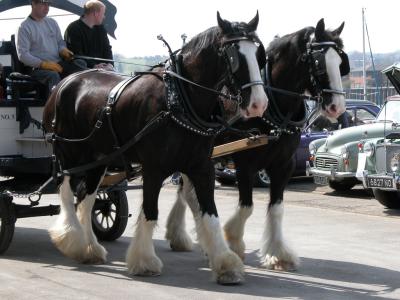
[314,175,328,185]
[367,177,393,188]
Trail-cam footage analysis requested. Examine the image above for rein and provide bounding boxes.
[165,69,242,103]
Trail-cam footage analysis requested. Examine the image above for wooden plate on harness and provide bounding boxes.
[211,135,268,158]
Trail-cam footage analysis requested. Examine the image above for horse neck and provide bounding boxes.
[180,52,222,119]
[269,56,310,117]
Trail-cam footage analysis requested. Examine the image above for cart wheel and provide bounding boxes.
[0,193,16,254]
[92,190,129,241]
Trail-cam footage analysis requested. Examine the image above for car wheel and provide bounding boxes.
[328,179,357,191]
[215,168,236,186]
[373,189,400,209]
[92,190,129,241]
[253,169,270,187]
[0,193,16,254]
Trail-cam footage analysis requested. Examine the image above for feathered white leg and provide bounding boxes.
[260,202,299,270]
[198,214,244,285]
[49,176,86,262]
[224,205,253,260]
[165,183,193,251]
[176,175,244,284]
[76,192,107,264]
[126,211,163,276]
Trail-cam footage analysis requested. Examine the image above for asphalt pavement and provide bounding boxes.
[0,178,399,300]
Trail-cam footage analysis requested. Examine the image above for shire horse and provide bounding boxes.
[42,12,268,284]
[166,19,350,270]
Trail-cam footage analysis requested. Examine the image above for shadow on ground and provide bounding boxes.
[2,226,399,299]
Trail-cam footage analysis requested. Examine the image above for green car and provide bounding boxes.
[308,100,397,191]
[358,64,400,209]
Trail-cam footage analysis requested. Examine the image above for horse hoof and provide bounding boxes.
[217,271,244,285]
[273,261,298,271]
[136,270,161,277]
[262,259,299,271]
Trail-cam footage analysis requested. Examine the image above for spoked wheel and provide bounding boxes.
[0,193,16,254]
[91,190,129,241]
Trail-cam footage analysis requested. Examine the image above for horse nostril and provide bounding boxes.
[329,104,337,113]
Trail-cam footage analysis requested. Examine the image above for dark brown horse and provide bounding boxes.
[166,19,348,271]
[42,12,268,285]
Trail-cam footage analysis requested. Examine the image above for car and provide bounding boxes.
[216,99,380,187]
[358,63,400,209]
[309,97,400,191]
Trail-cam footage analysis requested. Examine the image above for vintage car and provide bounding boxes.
[308,97,400,191]
[216,99,379,187]
[358,64,400,209]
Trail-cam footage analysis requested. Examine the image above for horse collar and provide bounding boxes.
[164,61,225,137]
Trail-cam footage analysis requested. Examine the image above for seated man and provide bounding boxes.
[16,0,86,98]
[64,0,114,71]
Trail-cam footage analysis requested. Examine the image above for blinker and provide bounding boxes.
[225,44,240,73]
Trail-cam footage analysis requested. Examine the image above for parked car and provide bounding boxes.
[309,97,400,191]
[357,63,400,209]
[216,99,380,187]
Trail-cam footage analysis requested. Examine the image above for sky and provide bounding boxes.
[0,0,399,58]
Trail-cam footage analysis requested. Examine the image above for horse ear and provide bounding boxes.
[247,10,259,32]
[315,18,325,40]
[217,11,232,33]
[332,22,345,36]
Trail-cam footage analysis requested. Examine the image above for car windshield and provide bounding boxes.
[376,100,400,122]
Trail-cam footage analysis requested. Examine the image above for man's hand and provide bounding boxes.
[59,48,74,61]
[40,61,63,73]
[94,63,115,71]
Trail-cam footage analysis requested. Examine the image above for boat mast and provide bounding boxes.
[362,7,367,100]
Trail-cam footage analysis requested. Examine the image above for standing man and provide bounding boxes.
[16,0,85,97]
[64,0,114,71]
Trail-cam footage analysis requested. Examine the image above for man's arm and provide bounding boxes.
[64,21,84,55]
[16,25,41,68]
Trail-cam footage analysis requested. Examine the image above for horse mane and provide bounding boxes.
[182,27,221,58]
[266,25,344,64]
[182,23,261,58]
[266,27,313,65]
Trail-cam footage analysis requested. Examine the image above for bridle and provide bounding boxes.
[305,41,350,97]
[219,34,266,101]
[261,39,349,135]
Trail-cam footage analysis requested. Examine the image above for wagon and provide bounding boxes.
[0,0,133,254]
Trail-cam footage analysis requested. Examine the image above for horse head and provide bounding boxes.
[309,18,348,119]
[181,12,268,119]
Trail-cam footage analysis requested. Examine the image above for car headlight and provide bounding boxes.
[341,146,349,159]
[390,153,400,172]
[309,143,317,156]
[363,142,375,157]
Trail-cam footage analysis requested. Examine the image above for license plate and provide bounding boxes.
[366,177,394,188]
[314,175,328,185]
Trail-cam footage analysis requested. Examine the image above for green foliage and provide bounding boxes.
[113,54,168,74]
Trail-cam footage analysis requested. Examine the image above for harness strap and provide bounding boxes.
[107,76,140,106]
[62,111,171,176]
[241,81,264,90]
[165,69,242,102]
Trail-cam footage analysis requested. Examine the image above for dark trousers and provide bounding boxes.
[31,59,87,99]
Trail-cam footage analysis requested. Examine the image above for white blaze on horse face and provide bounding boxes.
[324,47,346,118]
[238,40,268,118]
